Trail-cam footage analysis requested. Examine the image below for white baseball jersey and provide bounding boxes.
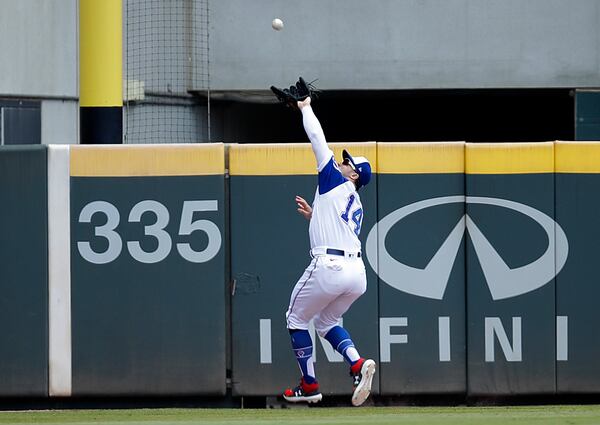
[285,105,367,336]
[309,155,363,253]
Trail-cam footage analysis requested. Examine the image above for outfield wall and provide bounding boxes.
[1,142,600,397]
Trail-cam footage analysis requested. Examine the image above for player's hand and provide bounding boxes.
[297,97,311,110]
[295,195,312,220]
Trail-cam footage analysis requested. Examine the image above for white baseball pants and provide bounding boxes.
[285,252,367,337]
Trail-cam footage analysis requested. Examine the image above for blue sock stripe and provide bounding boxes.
[325,326,358,366]
[293,347,313,359]
[293,345,313,351]
[336,338,354,352]
[339,341,355,359]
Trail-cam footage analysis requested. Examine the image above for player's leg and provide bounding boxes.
[283,258,338,403]
[315,309,376,407]
[283,328,321,403]
[284,260,320,402]
[313,261,376,406]
[313,258,366,365]
[314,297,364,367]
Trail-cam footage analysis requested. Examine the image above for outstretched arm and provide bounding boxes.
[298,98,331,170]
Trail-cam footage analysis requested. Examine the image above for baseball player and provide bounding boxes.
[281,90,376,406]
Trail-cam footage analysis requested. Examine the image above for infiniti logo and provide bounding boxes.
[365,196,569,301]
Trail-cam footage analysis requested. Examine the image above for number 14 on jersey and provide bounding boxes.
[341,194,363,236]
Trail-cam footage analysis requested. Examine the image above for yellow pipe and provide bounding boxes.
[80,0,122,107]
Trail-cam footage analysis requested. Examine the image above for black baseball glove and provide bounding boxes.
[270,77,320,108]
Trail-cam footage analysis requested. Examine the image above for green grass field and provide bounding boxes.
[0,406,599,425]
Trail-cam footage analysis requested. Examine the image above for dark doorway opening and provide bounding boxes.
[217,89,574,144]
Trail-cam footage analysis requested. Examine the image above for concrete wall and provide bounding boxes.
[41,100,78,145]
[209,0,600,90]
[0,0,78,144]
[1,0,599,145]
[13,1,586,93]
[0,0,77,98]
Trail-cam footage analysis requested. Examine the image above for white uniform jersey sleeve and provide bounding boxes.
[301,105,332,172]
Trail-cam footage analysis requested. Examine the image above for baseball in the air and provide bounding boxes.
[272,18,284,31]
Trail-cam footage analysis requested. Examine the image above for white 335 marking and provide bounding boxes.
[77,200,222,265]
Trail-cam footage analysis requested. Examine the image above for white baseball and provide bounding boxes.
[272,18,284,31]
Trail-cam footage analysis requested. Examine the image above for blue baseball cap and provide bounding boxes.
[342,149,372,188]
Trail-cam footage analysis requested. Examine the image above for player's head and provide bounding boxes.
[341,149,372,189]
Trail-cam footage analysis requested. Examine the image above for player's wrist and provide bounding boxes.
[298,98,312,111]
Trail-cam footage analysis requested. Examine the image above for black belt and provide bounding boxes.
[326,248,361,258]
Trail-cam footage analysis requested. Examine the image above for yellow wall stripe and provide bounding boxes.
[70,144,224,177]
[229,142,377,176]
[555,141,600,173]
[377,142,464,174]
[229,144,314,176]
[80,0,122,107]
[466,142,554,174]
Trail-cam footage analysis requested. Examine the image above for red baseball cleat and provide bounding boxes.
[350,358,376,406]
[283,377,323,403]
